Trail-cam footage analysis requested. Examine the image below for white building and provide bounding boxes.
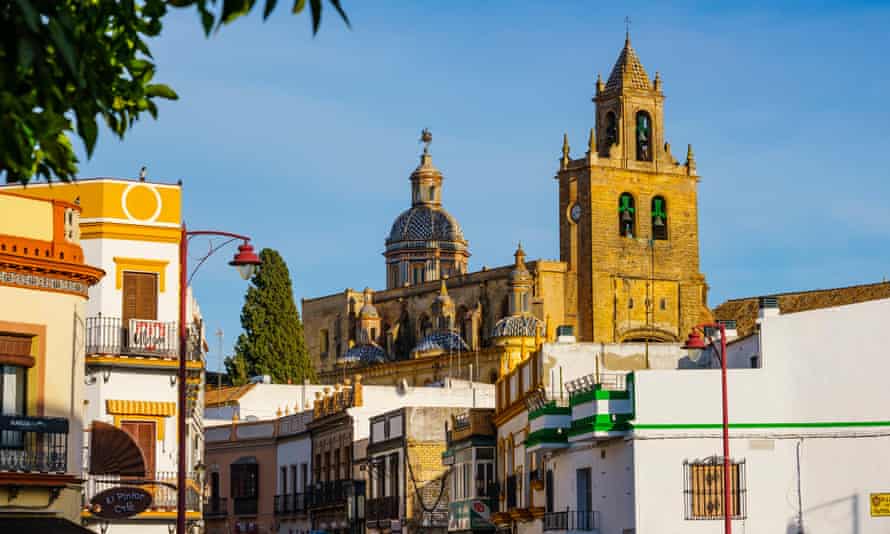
[498,296,890,534]
[12,178,208,533]
[275,410,313,534]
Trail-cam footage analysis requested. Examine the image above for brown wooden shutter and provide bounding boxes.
[120,420,156,476]
[122,272,158,323]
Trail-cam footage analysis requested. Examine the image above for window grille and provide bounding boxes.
[683,457,746,520]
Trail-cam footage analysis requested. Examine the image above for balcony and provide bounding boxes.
[83,472,201,514]
[525,390,571,454]
[308,480,348,508]
[85,316,203,361]
[233,496,258,516]
[367,495,400,524]
[274,493,306,515]
[565,372,634,442]
[0,415,68,474]
[450,409,496,443]
[205,497,228,518]
[542,510,600,532]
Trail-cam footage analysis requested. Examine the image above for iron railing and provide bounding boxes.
[367,495,400,521]
[83,472,201,512]
[274,493,306,515]
[85,316,203,360]
[233,496,258,516]
[542,510,600,531]
[204,497,228,517]
[0,415,68,473]
[308,480,348,508]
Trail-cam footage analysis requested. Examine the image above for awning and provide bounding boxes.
[0,517,95,533]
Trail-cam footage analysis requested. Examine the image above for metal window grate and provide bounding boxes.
[683,457,747,520]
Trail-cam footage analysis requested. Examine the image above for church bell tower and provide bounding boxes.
[557,33,710,344]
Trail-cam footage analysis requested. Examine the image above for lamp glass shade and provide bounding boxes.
[230,242,261,280]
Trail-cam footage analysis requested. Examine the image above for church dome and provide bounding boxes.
[386,205,467,249]
[339,344,387,365]
[491,315,541,339]
[411,330,469,356]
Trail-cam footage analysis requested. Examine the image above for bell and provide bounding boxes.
[621,211,632,223]
[654,215,664,227]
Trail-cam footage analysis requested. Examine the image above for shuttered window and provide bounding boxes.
[122,272,158,323]
[120,420,156,476]
[684,459,746,519]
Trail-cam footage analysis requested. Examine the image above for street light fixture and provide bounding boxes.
[177,228,261,534]
[682,322,731,534]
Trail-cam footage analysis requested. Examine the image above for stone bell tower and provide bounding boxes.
[557,33,711,344]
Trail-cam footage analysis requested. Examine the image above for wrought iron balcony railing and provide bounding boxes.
[204,497,228,517]
[85,316,203,360]
[542,510,600,531]
[83,472,201,512]
[307,480,348,508]
[275,492,307,515]
[367,495,400,521]
[0,415,68,473]
[233,496,258,516]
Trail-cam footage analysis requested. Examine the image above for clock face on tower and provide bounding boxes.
[570,202,582,223]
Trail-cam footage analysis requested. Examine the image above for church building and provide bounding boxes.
[302,35,712,385]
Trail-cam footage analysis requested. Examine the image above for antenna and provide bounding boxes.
[624,16,632,38]
[215,328,224,391]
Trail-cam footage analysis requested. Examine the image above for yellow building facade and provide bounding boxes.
[0,191,104,531]
[303,36,711,385]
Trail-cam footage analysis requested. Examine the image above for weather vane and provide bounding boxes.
[624,16,631,37]
[420,128,432,154]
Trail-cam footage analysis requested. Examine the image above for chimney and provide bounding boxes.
[716,319,738,342]
[757,296,779,321]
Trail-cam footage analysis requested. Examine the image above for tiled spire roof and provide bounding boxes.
[605,34,651,92]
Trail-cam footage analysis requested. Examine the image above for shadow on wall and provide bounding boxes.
[788,493,859,534]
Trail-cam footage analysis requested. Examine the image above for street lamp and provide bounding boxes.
[682,322,731,534]
[177,228,261,534]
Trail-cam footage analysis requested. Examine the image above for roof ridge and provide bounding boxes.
[716,280,890,305]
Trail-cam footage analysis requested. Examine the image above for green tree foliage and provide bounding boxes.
[1,0,348,184]
[223,352,249,386]
[231,248,315,384]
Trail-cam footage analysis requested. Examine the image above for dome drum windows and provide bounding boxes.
[651,196,668,240]
[636,111,652,161]
[619,193,636,238]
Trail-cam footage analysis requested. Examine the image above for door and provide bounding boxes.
[576,468,592,529]
[122,272,158,324]
[120,420,156,476]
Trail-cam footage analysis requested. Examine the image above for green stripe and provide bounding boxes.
[528,405,571,421]
[524,428,568,448]
[633,421,890,430]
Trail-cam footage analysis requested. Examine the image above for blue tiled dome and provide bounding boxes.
[412,330,469,355]
[338,344,387,365]
[386,205,466,246]
[491,315,541,339]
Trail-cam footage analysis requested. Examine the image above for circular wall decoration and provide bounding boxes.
[121,183,162,223]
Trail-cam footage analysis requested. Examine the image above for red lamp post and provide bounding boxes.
[177,228,261,534]
[682,322,731,534]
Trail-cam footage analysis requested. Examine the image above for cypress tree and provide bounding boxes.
[232,248,315,384]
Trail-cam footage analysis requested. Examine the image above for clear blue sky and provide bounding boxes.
[75,1,890,372]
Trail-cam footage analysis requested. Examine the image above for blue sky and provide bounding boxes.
[75,1,890,371]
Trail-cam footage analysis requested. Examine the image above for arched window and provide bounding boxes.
[604,111,618,150]
[636,111,652,161]
[618,193,635,237]
[429,185,436,202]
[652,196,668,240]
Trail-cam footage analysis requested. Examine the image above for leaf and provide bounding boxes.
[14,0,40,33]
[201,8,215,35]
[145,84,179,100]
[309,0,321,34]
[263,0,278,19]
[292,0,306,14]
[76,112,99,156]
[18,37,37,70]
[47,19,80,83]
[329,0,350,28]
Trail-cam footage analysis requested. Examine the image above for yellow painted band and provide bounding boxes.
[113,257,170,292]
[82,222,181,243]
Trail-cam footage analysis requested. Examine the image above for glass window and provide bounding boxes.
[0,365,26,416]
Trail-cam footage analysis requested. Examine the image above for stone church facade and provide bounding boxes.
[302,36,711,385]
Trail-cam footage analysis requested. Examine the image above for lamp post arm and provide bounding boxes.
[186,230,254,241]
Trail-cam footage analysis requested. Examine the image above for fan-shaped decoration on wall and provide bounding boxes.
[89,421,146,476]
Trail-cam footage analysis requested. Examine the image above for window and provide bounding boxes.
[660,298,667,311]
[290,465,297,495]
[412,265,425,286]
[750,356,759,369]
[545,469,554,512]
[120,420,156,475]
[618,193,635,238]
[628,298,634,310]
[300,463,309,492]
[604,111,618,150]
[389,452,399,497]
[684,458,746,520]
[652,196,667,240]
[0,364,27,448]
[374,458,386,499]
[280,466,288,494]
[636,111,652,161]
[475,447,495,498]
[231,460,259,499]
[121,272,158,324]
[429,186,436,202]
[320,329,329,357]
